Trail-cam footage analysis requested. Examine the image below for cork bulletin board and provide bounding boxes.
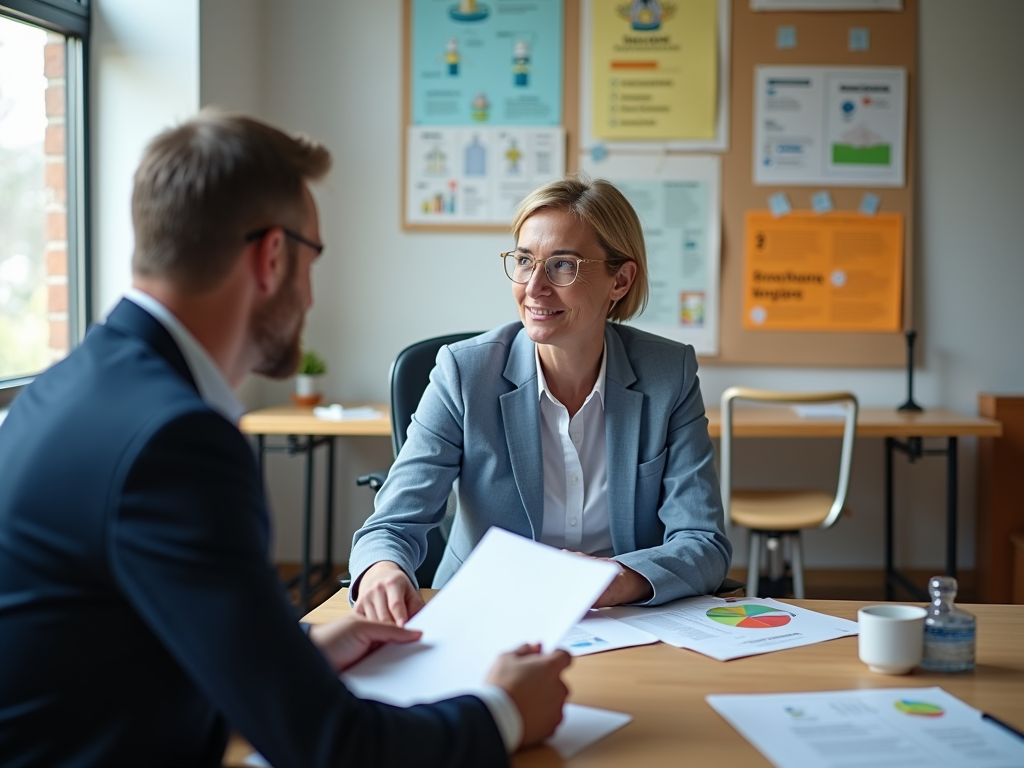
[403,0,917,366]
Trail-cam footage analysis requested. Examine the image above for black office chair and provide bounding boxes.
[352,332,482,587]
[348,331,745,598]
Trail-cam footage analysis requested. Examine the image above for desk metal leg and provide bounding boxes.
[325,437,336,580]
[885,436,958,601]
[257,434,265,477]
[885,437,895,601]
[946,436,957,577]
[300,434,315,611]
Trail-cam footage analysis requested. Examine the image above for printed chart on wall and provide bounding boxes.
[579,153,721,355]
[411,0,562,126]
[406,0,566,226]
[605,596,858,661]
[743,211,904,332]
[584,0,720,143]
[754,66,907,187]
[407,126,565,224]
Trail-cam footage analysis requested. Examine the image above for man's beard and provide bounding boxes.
[251,255,304,379]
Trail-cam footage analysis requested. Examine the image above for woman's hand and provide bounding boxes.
[593,560,653,607]
[308,615,422,672]
[564,552,653,607]
[351,560,425,627]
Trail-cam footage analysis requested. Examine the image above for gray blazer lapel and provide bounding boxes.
[500,329,544,540]
[605,326,641,554]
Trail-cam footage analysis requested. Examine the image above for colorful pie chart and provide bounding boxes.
[706,604,793,629]
[894,700,945,718]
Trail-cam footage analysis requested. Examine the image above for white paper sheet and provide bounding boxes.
[243,703,633,766]
[342,527,619,705]
[548,704,633,758]
[792,404,849,419]
[559,611,659,657]
[707,687,1024,768]
[604,596,857,661]
[312,404,384,421]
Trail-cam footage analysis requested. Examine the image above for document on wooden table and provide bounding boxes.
[558,611,659,657]
[604,596,857,661]
[707,687,1024,768]
[343,528,629,755]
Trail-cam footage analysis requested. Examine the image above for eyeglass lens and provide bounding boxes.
[504,254,578,286]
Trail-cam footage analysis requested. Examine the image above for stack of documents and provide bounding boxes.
[604,596,858,661]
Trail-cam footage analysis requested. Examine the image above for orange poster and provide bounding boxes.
[743,211,904,332]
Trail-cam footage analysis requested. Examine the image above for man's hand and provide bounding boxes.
[308,615,422,672]
[351,560,425,627]
[486,644,572,748]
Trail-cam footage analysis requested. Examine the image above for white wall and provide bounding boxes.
[91,0,200,316]
[104,1,1024,570]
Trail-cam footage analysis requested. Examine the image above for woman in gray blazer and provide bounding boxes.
[350,174,732,626]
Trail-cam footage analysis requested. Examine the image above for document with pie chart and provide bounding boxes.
[603,596,858,660]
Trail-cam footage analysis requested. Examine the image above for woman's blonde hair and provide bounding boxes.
[511,172,648,321]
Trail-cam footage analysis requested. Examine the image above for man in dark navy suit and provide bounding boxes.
[0,112,569,768]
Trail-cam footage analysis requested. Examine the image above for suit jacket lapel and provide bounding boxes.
[604,325,641,554]
[500,328,545,540]
[104,298,198,392]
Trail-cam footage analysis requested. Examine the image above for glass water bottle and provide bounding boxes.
[921,575,975,672]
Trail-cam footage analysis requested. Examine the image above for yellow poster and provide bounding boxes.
[743,211,904,332]
[590,0,717,140]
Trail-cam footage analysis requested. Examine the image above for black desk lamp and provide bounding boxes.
[897,330,923,412]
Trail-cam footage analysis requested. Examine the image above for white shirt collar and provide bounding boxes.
[124,289,246,425]
[535,342,607,407]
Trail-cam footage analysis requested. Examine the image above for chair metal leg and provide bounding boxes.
[790,533,805,599]
[767,535,784,582]
[747,532,761,599]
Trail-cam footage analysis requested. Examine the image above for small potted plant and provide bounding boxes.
[292,349,327,407]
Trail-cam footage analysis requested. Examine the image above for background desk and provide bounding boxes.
[704,406,1002,600]
[288,589,1024,768]
[239,404,389,608]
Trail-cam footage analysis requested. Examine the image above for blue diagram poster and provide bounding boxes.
[411,0,563,126]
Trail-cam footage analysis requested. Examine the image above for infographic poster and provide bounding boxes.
[407,126,565,225]
[589,0,718,141]
[742,211,904,332]
[579,154,721,355]
[411,0,563,126]
[754,66,907,186]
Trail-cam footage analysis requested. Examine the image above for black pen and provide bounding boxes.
[982,712,1024,741]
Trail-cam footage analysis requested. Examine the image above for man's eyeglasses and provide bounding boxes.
[246,227,324,256]
[500,251,607,287]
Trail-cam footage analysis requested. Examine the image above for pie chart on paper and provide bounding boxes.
[706,604,793,629]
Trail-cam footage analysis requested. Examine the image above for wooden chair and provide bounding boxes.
[720,387,858,599]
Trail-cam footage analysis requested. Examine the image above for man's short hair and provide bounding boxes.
[131,110,332,291]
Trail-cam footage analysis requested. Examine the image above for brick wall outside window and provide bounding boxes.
[43,33,68,361]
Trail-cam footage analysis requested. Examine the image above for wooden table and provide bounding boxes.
[297,589,1024,768]
[239,404,390,608]
[705,406,1002,600]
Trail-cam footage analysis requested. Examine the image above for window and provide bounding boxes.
[0,0,88,402]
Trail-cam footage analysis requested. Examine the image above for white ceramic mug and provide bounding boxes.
[858,604,927,674]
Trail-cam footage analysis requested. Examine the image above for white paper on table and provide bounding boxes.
[342,527,619,705]
[707,687,1024,768]
[792,404,849,419]
[558,611,659,656]
[604,596,857,661]
[548,704,632,759]
[244,703,633,767]
[312,405,384,421]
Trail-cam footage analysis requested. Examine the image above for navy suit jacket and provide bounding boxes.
[0,300,505,768]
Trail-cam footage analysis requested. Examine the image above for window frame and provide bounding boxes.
[0,0,90,406]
